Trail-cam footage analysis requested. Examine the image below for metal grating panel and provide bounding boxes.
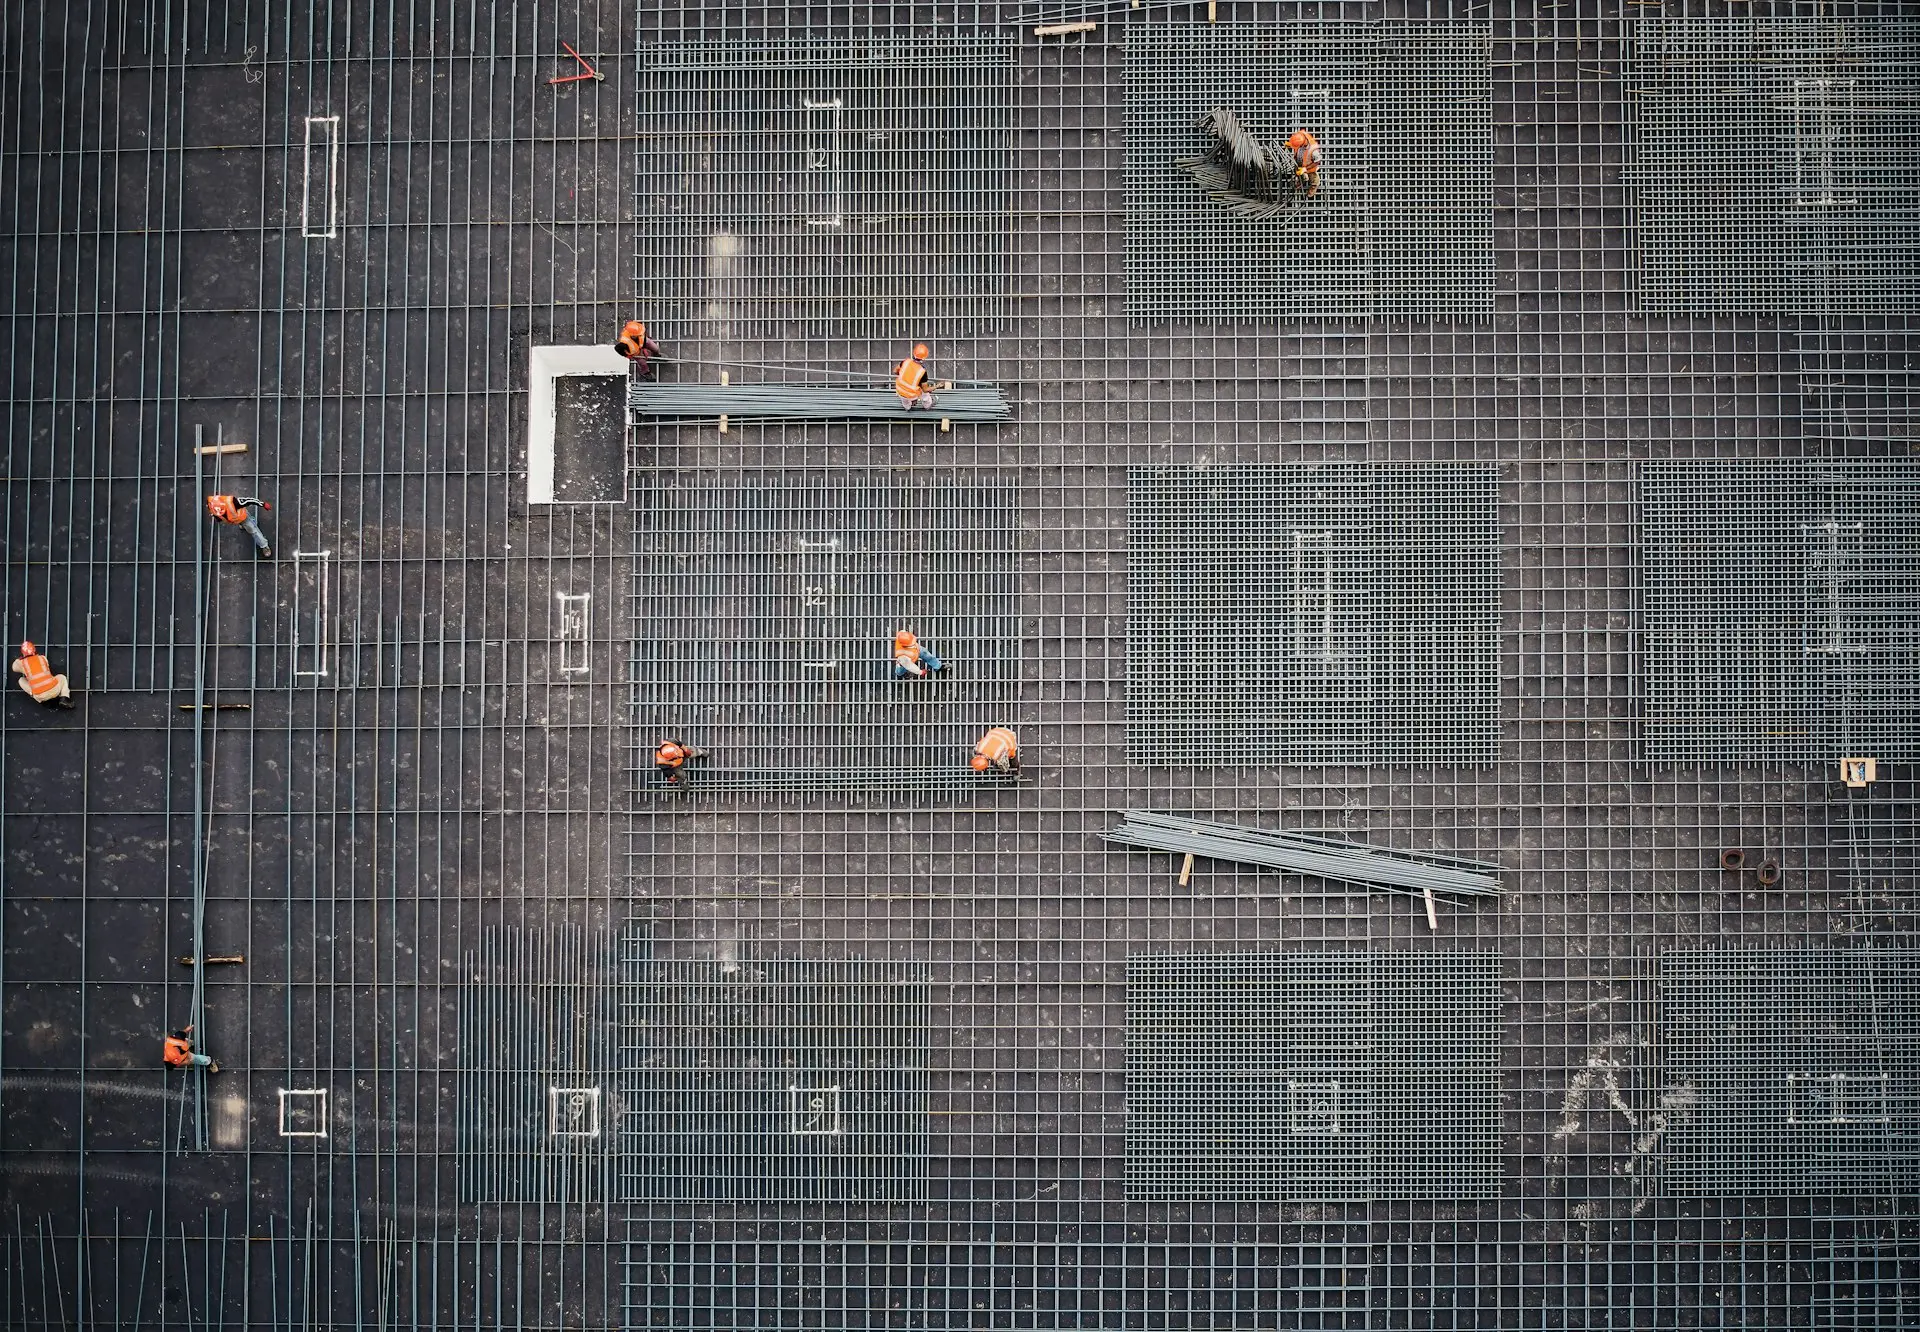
[1629,18,1920,315]
[1639,460,1920,764]
[1125,951,1503,1201]
[1127,463,1501,766]
[1657,948,1920,1197]
[1123,22,1492,323]
[629,469,1021,795]
[634,38,1014,340]
[456,925,620,1205]
[620,958,930,1205]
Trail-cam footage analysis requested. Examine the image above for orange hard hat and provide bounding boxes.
[18,641,34,656]
[632,321,646,339]
[912,344,930,360]
[970,753,990,771]
[894,630,915,648]
[1288,131,1311,149]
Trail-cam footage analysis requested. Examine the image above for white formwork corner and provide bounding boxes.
[528,345,629,505]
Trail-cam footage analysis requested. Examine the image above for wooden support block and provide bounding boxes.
[1033,21,1097,36]
[720,370,730,386]
[177,703,251,711]
[718,415,729,434]
[177,954,246,967]
[940,418,951,433]
[1179,853,1195,887]
[194,442,249,456]
[1842,757,1877,788]
[1208,1,1217,22]
[1422,888,1439,932]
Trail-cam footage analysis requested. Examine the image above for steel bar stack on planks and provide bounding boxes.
[626,382,1013,423]
[1105,810,1503,901]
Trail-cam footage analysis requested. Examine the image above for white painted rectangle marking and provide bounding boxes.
[291,551,332,679]
[556,592,591,676]
[301,116,341,239]
[278,1087,329,1138]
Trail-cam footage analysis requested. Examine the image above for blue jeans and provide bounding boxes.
[239,513,270,553]
[894,649,942,678]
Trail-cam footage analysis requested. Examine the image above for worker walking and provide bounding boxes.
[892,630,946,679]
[971,726,1020,775]
[1286,130,1322,197]
[654,738,709,785]
[894,343,935,411]
[12,641,74,708]
[206,494,273,558]
[162,1024,220,1074]
[615,320,662,377]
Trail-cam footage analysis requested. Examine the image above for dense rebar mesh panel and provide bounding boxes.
[1126,951,1502,1201]
[620,958,930,1205]
[1127,463,1500,765]
[1628,18,1920,315]
[634,38,1014,340]
[1640,459,1920,764]
[1802,321,1920,449]
[629,469,1020,794]
[1656,948,1920,1197]
[1122,22,1491,323]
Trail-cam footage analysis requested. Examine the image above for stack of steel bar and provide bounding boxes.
[628,381,1012,422]
[1105,811,1504,900]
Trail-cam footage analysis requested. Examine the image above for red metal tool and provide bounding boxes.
[548,41,604,85]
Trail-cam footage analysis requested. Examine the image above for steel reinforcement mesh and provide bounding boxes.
[4,1,1920,1329]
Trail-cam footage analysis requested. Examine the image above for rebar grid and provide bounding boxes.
[3,1,1920,1329]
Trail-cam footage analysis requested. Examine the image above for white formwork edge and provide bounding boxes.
[528,345,629,505]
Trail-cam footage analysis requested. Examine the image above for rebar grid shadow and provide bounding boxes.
[1123,22,1492,324]
[633,37,1014,341]
[628,468,1021,796]
[1654,947,1920,1197]
[1627,16,1920,315]
[1639,459,1920,764]
[1127,463,1501,766]
[619,956,931,1207]
[1125,951,1503,1201]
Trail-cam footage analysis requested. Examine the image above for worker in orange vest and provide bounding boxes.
[654,738,709,785]
[894,343,935,411]
[162,1024,220,1073]
[892,629,945,679]
[971,726,1020,775]
[12,641,74,708]
[1287,130,1322,197]
[206,494,273,558]
[615,320,662,377]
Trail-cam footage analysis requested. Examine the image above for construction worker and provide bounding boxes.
[654,738,709,785]
[971,726,1020,775]
[615,320,662,377]
[162,1024,220,1073]
[1286,130,1322,197]
[206,494,273,558]
[12,641,74,708]
[892,629,945,679]
[894,343,934,411]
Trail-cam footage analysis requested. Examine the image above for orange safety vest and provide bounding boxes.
[655,741,688,769]
[975,726,1017,768]
[1295,137,1322,174]
[207,495,247,525]
[894,634,922,672]
[14,652,61,701]
[617,321,651,358]
[163,1035,194,1067]
[894,357,928,402]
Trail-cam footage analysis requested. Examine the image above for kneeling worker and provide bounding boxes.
[654,737,709,785]
[163,1024,220,1074]
[893,630,945,679]
[13,640,74,708]
[971,726,1020,775]
[894,343,935,411]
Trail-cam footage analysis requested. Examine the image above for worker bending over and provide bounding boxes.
[893,630,945,679]
[894,344,935,411]
[162,1024,220,1074]
[654,738,709,785]
[971,726,1020,775]
[1287,130,1321,197]
[615,320,662,377]
[206,494,273,558]
[12,641,73,708]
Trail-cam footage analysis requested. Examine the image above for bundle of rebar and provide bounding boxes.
[1104,811,1504,900]
[628,382,1013,423]
[1173,106,1297,221]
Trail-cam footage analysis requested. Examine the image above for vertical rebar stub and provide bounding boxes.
[300,116,340,239]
